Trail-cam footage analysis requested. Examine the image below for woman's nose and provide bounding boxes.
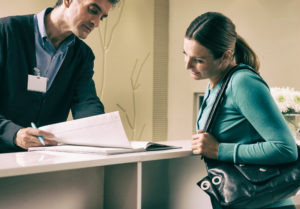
[185,57,193,70]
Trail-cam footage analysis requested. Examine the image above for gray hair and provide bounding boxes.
[55,0,120,8]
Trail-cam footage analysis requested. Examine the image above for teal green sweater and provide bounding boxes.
[197,64,298,207]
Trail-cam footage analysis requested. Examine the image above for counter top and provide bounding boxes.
[0,140,193,178]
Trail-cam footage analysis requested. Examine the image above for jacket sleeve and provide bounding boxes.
[0,20,24,152]
[0,116,24,151]
[71,49,105,119]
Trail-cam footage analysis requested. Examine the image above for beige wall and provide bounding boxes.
[0,0,56,15]
[168,0,300,140]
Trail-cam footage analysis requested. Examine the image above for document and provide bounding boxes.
[28,141,180,155]
[37,111,132,148]
[28,111,180,155]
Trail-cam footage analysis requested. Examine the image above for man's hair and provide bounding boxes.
[55,0,63,7]
[55,0,120,8]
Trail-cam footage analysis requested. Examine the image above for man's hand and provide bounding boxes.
[15,127,57,149]
[191,130,219,159]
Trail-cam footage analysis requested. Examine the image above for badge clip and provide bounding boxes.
[33,67,41,79]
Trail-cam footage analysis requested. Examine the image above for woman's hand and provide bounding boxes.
[192,129,219,159]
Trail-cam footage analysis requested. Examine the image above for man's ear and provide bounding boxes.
[64,0,73,8]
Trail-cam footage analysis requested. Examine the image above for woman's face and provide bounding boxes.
[183,38,222,81]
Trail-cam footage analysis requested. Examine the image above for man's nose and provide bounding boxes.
[90,16,101,28]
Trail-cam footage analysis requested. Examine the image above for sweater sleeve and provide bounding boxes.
[71,46,105,119]
[218,71,298,165]
[0,18,24,151]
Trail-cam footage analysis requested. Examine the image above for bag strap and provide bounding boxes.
[203,65,259,133]
[202,65,261,167]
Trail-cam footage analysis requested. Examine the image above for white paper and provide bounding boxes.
[29,145,144,155]
[29,141,181,155]
[39,111,132,148]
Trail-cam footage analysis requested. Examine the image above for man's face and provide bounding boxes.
[66,0,112,39]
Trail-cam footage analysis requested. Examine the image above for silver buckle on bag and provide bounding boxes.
[200,180,210,190]
[212,176,222,185]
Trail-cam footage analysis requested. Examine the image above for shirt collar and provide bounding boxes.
[36,8,52,41]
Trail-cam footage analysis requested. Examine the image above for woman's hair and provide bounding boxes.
[185,12,259,71]
[55,0,120,8]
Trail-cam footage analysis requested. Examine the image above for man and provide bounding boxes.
[0,0,119,153]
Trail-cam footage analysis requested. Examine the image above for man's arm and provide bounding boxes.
[0,19,22,151]
[0,17,57,152]
[71,52,105,119]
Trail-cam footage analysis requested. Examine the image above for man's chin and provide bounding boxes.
[78,34,88,39]
[75,31,90,39]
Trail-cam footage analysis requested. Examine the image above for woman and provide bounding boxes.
[184,12,298,209]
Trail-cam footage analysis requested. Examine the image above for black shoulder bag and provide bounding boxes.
[197,65,300,209]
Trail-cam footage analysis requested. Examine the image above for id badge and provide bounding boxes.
[27,75,48,93]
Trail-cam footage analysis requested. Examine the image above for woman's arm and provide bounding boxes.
[218,70,298,165]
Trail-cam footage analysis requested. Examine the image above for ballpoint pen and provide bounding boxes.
[31,122,45,146]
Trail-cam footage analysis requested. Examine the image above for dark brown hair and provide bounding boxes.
[185,12,259,71]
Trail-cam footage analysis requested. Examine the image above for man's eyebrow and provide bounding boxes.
[91,3,102,12]
[91,3,109,15]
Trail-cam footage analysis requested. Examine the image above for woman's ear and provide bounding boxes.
[222,50,234,62]
[218,50,234,69]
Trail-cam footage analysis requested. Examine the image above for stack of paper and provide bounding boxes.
[28,111,180,155]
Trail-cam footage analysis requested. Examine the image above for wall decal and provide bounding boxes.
[117,52,151,140]
[97,0,125,98]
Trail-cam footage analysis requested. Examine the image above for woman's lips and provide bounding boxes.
[190,71,200,75]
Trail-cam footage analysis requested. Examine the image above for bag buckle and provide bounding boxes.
[200,180,210,190]
[212,176,222,185]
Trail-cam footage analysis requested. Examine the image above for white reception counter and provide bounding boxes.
[0,140,212,209]
[0,140,299,209]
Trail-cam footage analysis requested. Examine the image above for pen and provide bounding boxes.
[31,122,45,146]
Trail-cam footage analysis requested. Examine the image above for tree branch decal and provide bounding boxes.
[98,0,125,98]
[117,52,150,140]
